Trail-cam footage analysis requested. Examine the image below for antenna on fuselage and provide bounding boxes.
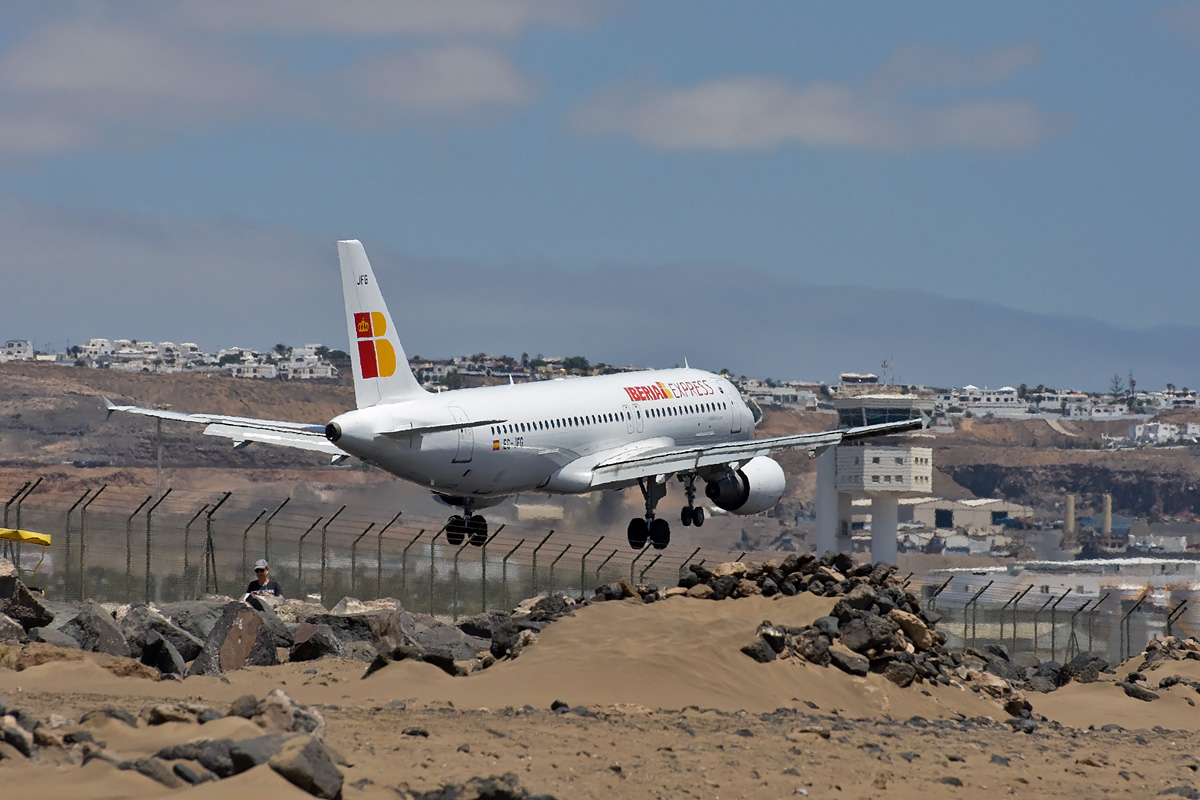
[684,357,690,369]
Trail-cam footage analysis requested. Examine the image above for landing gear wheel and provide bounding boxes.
[681,506,693,527]
[627,517,649,550]
[692,506,704,527]
[468,515,488,547]
[446,515,466,546]
[649,518,671,550]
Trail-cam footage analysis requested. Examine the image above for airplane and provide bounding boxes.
[106,240,924,551]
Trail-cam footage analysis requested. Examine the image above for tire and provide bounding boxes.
[692,507,705,527]
[627,517,649,550]
[468,515,488,547]
[446,515,466,546]
[681,506,693,527]
[649,517,670,550]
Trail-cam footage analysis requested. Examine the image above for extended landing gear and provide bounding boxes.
[679,475,704,528]
[445,501,488,547]
[627,477,671,550]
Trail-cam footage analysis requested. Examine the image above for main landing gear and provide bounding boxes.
[445,499,488,547]
[679,474,705,529]
[627,477,672,551]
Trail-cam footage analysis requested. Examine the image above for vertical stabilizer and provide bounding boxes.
[337,240,425,408]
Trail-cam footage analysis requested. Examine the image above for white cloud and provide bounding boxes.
[171,0,597,39]
[0,2,577,157]
[572,44,1056,152]
[332,45,537,122]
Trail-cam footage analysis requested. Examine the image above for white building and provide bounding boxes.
[937,385,1031,418]
[81,338,114,359]
[278,343,338,380]
[0,340,34,361]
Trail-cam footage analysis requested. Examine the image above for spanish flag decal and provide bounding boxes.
[493,440,501,451]
[356,311,396,379]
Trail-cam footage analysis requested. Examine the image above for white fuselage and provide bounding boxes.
[328,368,753,500]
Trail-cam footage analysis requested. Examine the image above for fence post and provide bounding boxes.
[400,528,426,603]
[144,488,172,604]
[1120,594,1148,661]
[999,590,1021,646]
[531,530,555,597]
[63,488,92,599]
[1049,589,1072,662]
[639,553,663,583]
[480,528,502,612]
[549,543,572,594]
[183,503,208,600]
[1010,585,1033,653]
[297,516,324,600]
[1032,594,1054,659]
[79,483,107,601]
[203,492,232,596]
[350,522,375,597]
[264,497,291,568]
[630,544,650,582]
[241,508,268,584]
[502,539,525,610]
[964,581,993,651]
[1066,599,1093,663]
[12,477,42,535]
[125,495,153,601]
[376,511,403,598]
[428,529,444,617]
[928,576,953,612]
[580,537,604,601]
[1088,592,1110,652]
[452,538,472,621]
[1166,599,1188,638]
[4,481,31,529]
[595,549,618,584]
[319,505,347,608]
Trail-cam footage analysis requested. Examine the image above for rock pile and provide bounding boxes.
[0,689,342,798]
[0,568,581,681]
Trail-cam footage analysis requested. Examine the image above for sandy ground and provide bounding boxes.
[5,592,1200,798]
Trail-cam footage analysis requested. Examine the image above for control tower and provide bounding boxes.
[815,395,935,563]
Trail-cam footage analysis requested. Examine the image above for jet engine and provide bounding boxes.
[703,456,786,515]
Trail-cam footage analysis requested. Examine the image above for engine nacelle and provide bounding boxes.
[704,456,786,515]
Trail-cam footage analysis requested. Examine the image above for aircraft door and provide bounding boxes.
[448,405,473,463]
[730,399,743,434]
[622,404,635,434]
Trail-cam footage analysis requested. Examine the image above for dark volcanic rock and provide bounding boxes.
[290,622,347,662]
[829,649,870,677]
[838,614,898,655]
[306,609,415,649]
[1119,681,1160,702]
[740,638,776,663]
[0,576,53,631]
[30,626,81,649]
[120,605,204,662]
[188,602,278,676]
[882,661,918,688]
[490,617,521,659]
[793,629,831,666]
[156,739,236,778]
[61,601,129,658]
[158,599,229,641]
[141,629,186,676]
[409,621,488,663]
[268,734,344,800]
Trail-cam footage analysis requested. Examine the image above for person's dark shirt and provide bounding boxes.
[246,579,282,597]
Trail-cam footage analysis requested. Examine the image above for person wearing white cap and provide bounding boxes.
[247,558,283,597]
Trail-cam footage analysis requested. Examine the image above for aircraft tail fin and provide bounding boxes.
[337,240,426,408]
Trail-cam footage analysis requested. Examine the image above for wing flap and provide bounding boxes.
[202,423,342,454]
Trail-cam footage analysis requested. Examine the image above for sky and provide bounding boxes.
[2,1,1198,391]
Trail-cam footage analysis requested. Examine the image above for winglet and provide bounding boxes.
[101,396,118,420]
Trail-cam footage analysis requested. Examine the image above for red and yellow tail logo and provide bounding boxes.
[354,312,396,379]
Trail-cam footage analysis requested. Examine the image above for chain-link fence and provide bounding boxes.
[1,476,753,620]
[902,568,1196,666]
[3,475,1192,662]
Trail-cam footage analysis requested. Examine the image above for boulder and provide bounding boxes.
[740,639,776,663]
[244,599,293,648]
[158,599,230,641]
[756,622,787,654]
[270,598,329,624]
[812,616,839,638]
[888,609,934,651]
[1065,651,1109,684]
[710,561,748,579]
[305,609,415,649]
[685,584,714,600]
[1120,681,1160,702]
[455,611,510,640]
[156,739,237,778]
[290,623,347,662]
[793,629,831,666]
[141,629,187,677]
[409,620,489,663]
[489,617,521,659]
[119,605,203,662]
[839,614,899,655]
[29,627,81,649]
[268,734,344,800]
[834,583,876,618]
[253,689,327,739]
[0,576,54,631]
[829,649,869,677]
[188,602,279,676]
[882,661,918,688]
[0,613,23,643]
[711,576,738,601]
[61,602,130,657]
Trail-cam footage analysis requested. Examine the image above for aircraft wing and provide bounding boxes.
[589,417,924,488]
[103,397,341,455]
